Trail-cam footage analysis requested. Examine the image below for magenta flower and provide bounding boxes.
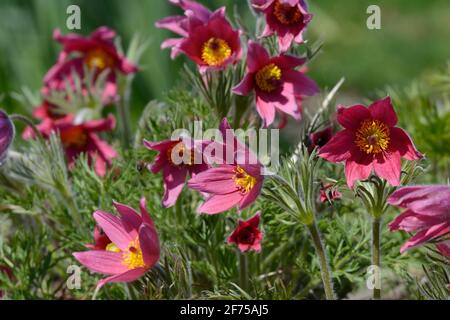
[44,27,138,104]
[388,185,450,254]
[187,118,264,214]
[23,114,117,177]
[73,198,160,289]
[233,41,318,127]
[85,226,112,251]
[0,110,14,163]
[155,0,219,59]
[252,0,313,52]
[227,212,263,253]
[144,138,210,208]
[178,10,242,71]
[318,97,423,188]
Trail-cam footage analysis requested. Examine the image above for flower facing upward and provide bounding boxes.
[144,138,210,208]
[228,212,263,253]
[73,198,160,289]
[0,110,14,163]
[388,185,450,254]
[178,10,241,71]
[23,114,117,177]
[233,41,318,127]
[187,118,264,214]
[252,0,313,52]
[318,97,422,188]
[155,0,218,59]
[44,27,138,104]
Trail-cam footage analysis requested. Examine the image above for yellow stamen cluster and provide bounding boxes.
[201,38,232,66]
[60,127,88,148]
[122,238,146,269]
[85,48,114,71]
[273,0,303,25]
[233,165,257,194]
[355,119,390,155]
[166,142,195,166]
[255,63,282,92]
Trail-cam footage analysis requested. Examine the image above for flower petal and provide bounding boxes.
[400,222,450,254]
[139,224,160,267]
[247,40,270,72]
[162,166,187,207]
[96,268,147,289]
[344,153,372,188]
[368,96,397,127]
[318,129,355,162]
[389,127,422,160]
[337,104,370,131]
[255,95,276,127]
[198,192,243,214]
[187,165,237,194]
[93,211,133,251]
[373,151,401,186]
[73,250,128,275]
[113,201,142,231]
[233,74,255,96]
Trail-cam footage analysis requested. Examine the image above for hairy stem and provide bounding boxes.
[239,252,249,292]
[372,217,381,299]
[307,222,335,300]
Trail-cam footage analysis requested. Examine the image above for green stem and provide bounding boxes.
[118,77,133,150]
[307,222,335,300]
[372,217,381,299]
[9,114,44,140]
[239,252,249,292]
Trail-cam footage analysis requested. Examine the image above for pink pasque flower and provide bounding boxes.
[388,185,450,254]
[86,226,112,251]
[228,212,263,253]
[44,27,138,104]
[187,118,264,214]
[156,0,221,59]
[144,138,210,208]
[233,41,318,127]
[178,10,241,71]
[252,0,313,52]
[23,114,117,177]
[73,198,160,289]
[319,97,423,188]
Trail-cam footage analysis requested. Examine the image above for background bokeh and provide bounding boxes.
[1,0,450,119]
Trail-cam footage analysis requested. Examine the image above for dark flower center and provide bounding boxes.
[273,0,303,25]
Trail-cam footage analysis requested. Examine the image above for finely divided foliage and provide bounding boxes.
[0,0,448,300]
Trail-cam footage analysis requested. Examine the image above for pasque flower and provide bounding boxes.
[143,138,209,208]
[178,10,241,71]
[188,118,264,214]
[233,41,318,127]
[319,97,423,188]
[155,0,219,59]
[252,0,313,52]
[73,198,160,289]
[0,110,14,163]
[388,185,450,254]
[86,226,112,251]
[23,114,117,177]
[227,212,263,252]
[44,27,138,104]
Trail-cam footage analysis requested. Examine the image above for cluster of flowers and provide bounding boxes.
[0,0,448,292]
[24,27,138,176]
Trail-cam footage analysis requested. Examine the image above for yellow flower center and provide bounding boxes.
[60,126,88,148]
[122,238,146,269]
[273,0,303,25]
[255,63,282,92]
[85,48,114,71]
[166,142,195,166]
[233,165,257,194]
[201,38,232,66]
[355,119,390,155]
[105,243,121,253]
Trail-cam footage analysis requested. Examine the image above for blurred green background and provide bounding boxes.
[1,0,450,118]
